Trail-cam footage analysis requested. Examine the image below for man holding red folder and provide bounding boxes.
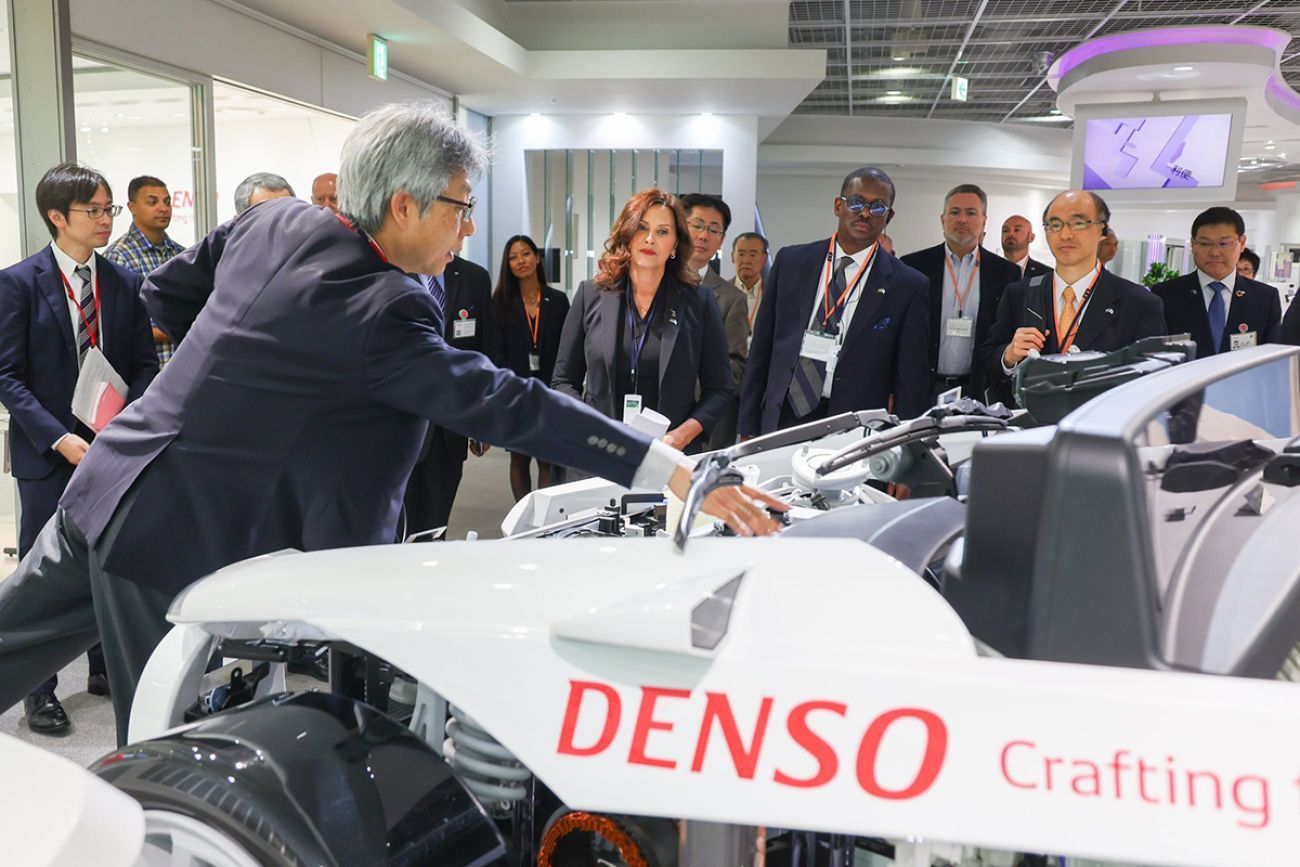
[0,163,157,734]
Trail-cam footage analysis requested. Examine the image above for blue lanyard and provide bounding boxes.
[626,288,658,380]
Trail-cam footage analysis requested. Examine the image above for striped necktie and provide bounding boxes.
[423,273,447,332]
[74,264,97,364]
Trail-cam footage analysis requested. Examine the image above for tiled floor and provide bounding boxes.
[0,447,518,765]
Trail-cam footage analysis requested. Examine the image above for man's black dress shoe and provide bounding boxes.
[23,692,70,736]
[86,673,111,697]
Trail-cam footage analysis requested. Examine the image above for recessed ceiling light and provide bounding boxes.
[700,112,713,117]
[530,112,541,117]
[1050,108,1061,115]
[893,54,906,61]
[1265,144,1276,150]
[886,90,901,96]
[1173,65,1194,72]
[78,125,89,132]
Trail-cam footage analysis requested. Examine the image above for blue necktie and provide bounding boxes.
[1207,281,1226,354]
[424,273,446,331]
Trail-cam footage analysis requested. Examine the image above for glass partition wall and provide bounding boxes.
[527,149,723,295]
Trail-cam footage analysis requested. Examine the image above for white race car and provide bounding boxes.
[88,344,1300,867]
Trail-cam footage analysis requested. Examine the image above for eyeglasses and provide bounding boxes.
[68,205,123,220]
[436,194,476,224]
[1043,218,1104,234]
[687,219,725,238]
[838,196,891,218]
[1193,237,1240,251]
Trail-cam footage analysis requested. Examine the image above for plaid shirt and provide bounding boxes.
[105,225,186,365]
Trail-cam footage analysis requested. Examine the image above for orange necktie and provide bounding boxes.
[1057,285,1077,349]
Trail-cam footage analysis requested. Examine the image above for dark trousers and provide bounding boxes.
[16,464,106,696]
[402,445,464,538]
[0,496,172,744]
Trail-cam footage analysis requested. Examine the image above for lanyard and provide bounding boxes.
[626,288,658,379]
[1053,266,1102,353]
[745,283,762,328]
[334,212,389,263]
[943,248,980,317]
[523,293,541,350]
[60,268,100,349]
[820,235,877,330]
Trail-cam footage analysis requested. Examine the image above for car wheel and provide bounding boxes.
[138,807,291,867]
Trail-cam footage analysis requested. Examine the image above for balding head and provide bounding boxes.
[311,172,339,212]
[1001,214,1034,263]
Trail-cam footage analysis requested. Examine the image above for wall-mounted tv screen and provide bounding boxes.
[1071,99,1245,203]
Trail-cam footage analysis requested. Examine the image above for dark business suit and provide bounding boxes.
[402,255,494,537]
[737,240,931,436]
[489,285,569,468]
[1283,294,1300,346]
[1018,257,1053,281]
[1151,272,1281,359]
[979,267,1166,404]
[0,246,157,694]
[899,243,1022,402]
[0,198,657,737]
[553,274,732,453]
[701,267,749,449]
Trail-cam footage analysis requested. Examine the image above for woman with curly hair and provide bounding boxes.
[553,188,732,453]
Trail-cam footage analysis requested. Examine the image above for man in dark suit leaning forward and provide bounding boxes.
[0,164,157,734]
[1151,206,1281,358]
[979,189,1165,406]
[738,166,931,437]
[901,183,1023,403]
[0,103,784,742]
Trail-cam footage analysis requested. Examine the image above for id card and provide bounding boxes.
[622,393,643,424]
[800,329,837,362]
[528,352,541,372]
[1229,331,1257,351]
[946,316,974,338]
[453,318,477,339]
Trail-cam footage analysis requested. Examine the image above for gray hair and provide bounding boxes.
[234,172,294,215]
[337,102,489,235]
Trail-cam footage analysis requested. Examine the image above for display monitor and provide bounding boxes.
[1070,99,1246,203]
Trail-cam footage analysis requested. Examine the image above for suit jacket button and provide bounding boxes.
[606,443,617,453]
[597,437,608,448]
[587,435,599,445]
[617,446,627,456]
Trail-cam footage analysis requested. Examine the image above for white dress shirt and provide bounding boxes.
[1001,261,1100,375]
[807,241,876,397]
[49,241,103,354]
[937,245,979,376]
[736,276,762,322]
[1196,269,1235,314]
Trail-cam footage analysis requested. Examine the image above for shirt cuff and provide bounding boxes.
[631,438,686,490]
[1001,354,1016,377]
[51,433,70,453]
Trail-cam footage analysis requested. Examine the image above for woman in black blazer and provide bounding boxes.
[489,234,571,499]
[552,188,732,454]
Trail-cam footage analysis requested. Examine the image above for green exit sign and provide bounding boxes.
[951,76,969,102]
[368,34,389,81]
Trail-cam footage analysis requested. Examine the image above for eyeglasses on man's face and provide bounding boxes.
[1043,218,1104,234]
[838,195,891,218]
[686,219,725,238]
[68,204,123,221]
[436,194,476,224]
[1193,237,1240,251]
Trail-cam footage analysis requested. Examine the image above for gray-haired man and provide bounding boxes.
[0,103,783,742]
[233,171,294,215]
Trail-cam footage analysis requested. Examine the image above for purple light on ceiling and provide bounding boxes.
[1050,26,1291,89]
[1266,73,1300,112]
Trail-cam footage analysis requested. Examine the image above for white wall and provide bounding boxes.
[213,114,355,222]
[70,0,452,118]
[491,113,759,282]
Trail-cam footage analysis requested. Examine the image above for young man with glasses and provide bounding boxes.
[0,163,157,734]
[980,189,1163,405]
[738,166,930,436]
[679,193,749,449]
[1151,207,1281,360]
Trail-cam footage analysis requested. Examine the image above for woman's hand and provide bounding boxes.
[662,419,704,451]
[667,464,788,537]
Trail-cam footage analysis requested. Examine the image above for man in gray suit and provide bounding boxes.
[680,193,748,450]
[0,103,783,741]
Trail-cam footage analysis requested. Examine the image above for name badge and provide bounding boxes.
[528,352,542,372]
[800,329,837,362]
[453,317,477,339]
[946,316,974,338]
[1229,330,1257,351]
[622,393,643,424]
